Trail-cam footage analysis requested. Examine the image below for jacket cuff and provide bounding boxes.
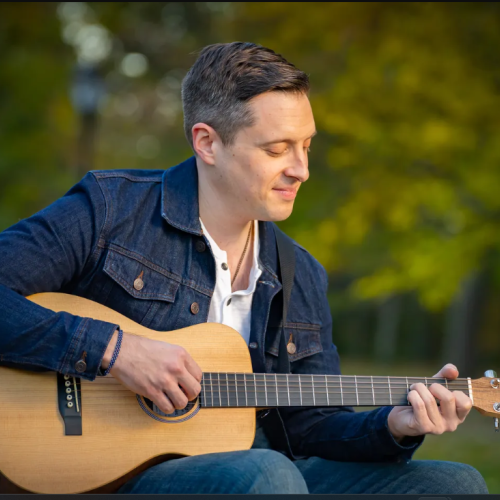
[374,405,425,462]
[60,316,119,380]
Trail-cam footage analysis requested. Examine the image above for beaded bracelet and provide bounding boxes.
[102,329,123,376]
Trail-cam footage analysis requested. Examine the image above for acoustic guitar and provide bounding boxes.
[0,293,498,494]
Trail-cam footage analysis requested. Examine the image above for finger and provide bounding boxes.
[453,390,473,422]
[410,383,443,429]
[164,382,189,410]
[177,370,202,401]
[428,383,457,422]
[185,355,203,383]
[433,363,458,379]
[407,389,434,433]
[152,391,175,415]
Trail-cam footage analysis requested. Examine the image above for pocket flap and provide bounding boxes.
[266,323,323,362]
[103,248,180,302]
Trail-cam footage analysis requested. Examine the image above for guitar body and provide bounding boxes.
[0,293,256,494]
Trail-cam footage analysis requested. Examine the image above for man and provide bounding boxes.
[0,42,489,494]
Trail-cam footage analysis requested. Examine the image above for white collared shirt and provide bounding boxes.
[200,219,262,345]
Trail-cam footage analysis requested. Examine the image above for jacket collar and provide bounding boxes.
[161,156,203,236]
[161,155,279,277]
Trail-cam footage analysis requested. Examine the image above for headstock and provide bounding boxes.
[471,370,500,432]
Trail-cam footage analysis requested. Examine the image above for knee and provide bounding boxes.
[445,463,489,494]
[416,461,489,495]
[233,449,308,494]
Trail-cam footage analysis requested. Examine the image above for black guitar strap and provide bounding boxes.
[273,225,295,374]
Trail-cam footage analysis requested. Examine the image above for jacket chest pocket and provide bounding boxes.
[264,322,323,373]
[101,248,181,329]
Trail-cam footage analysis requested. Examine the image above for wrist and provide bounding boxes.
[387,408,406,443]
[101,329,119,370]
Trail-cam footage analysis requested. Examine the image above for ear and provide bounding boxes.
[192,123,219,165]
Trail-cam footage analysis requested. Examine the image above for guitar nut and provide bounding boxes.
[491,378,500,389]
[66,394,73,401]
[67,402,74,408]
[66,388,72,394]
[493,403,500,412]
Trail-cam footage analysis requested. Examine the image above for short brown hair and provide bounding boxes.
[181,42,310,149]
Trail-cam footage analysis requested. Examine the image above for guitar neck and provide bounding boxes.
[200,373,473,408]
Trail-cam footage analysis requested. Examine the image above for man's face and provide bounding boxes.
[212,91,316,222]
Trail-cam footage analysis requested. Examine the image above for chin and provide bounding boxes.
[260,205,294,222]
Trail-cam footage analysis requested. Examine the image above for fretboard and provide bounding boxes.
[199,373,472,408]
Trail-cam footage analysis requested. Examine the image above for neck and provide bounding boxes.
[197,163,251,251]
[199,373,472,408]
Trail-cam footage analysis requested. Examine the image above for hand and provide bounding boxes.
[101,331,203,415]
[387,363,473,442]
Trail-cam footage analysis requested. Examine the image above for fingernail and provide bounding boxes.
[410,384,414,390]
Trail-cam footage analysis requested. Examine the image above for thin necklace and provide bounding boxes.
[231,222,253,286]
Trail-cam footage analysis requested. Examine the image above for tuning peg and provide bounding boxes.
[495,418,499,433]
[484,370,497,378]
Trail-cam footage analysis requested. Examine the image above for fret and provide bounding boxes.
[300,375,313,406]
[312,375,316,406]
[218,373,222,407]
[325,375,330,406]
[202,373,206,407]
[254,373,258,406]
[244,373,248,407]
[226,373,231,406]
[371,375,375,405]
[340,375,343,405]
[425,376,428,389]
[286,374,290,406]
[388,376,392,405]
[298,375,303,406]
[354,375,359,405]
[264,373,277,407]
[234,373,238,407]
[445,378,449,390]
[274,373,279,406]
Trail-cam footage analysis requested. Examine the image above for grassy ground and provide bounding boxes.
[342,357,499,494]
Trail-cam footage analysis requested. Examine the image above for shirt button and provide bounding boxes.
[190,302,200,315]
[195,240,206,253]
[227,298,232,306]
[75,359,87,373]
[249,342,258,349]
[221,263,228,271]
[134,278,144,291]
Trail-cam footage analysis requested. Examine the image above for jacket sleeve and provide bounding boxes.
[0,173,118,380]
[279,265,425,462]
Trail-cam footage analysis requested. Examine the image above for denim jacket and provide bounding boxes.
[0,156,424,462]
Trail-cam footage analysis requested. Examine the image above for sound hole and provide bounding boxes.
[144,397,197,417]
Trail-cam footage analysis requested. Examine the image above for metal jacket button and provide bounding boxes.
[195,240,206,252]
[190,302,200,314]
[287,343,297,355]
[221,263,228,270]
[134,271,144,291]
[75,359,87,373]
[249,342,258,349]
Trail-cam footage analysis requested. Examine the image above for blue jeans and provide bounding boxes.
[117,424,489,494]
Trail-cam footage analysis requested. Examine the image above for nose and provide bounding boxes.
[285,149,309,183]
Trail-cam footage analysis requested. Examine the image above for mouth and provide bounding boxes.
[272,186,299,200]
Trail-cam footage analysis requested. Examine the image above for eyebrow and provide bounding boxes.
[258,130,317,147]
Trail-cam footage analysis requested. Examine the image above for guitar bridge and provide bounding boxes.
[57,373,82,435]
